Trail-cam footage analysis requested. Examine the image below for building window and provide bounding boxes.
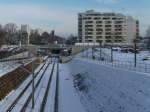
[96,25,103,27]
[85,21,93,24]
[96,32,103,35]
[85,25,93,27]
[96,21,102,24]
[96,28,103,31]
[96,36,103,39]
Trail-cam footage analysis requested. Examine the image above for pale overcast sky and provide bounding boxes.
[0,0,149,37]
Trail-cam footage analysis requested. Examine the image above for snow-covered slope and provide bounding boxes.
[66,57,150,112]
[0,62,20,77]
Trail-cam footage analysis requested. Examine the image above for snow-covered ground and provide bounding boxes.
[81,48,150,73]
[0,62,46,110]
[0,58,86,112]
[96,48,150,64]
[2,54,150,112]
[0,51,30,77]
[0,62,21,77]
[59,64,86,112]
[66,57,150,112]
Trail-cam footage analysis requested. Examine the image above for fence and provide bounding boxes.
[82,49,150,74]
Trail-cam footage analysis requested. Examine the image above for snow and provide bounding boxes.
[65,57,150,112]
[11,61,52,112]
[0,58,86,112]
[82,48,150,64]
[0,62,20,77]
[0,62,47,111]
[2,54,150,112]
[44,63,57,112]
[29,62,54,112]
[97,48,150,64]
[81,48,150,73]
[0,51,30,77]
[59,64,86,112]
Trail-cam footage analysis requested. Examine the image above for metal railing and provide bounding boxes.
[82,50,150,74]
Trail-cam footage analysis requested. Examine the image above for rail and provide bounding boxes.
[40,59,56,112]
[6,58,49,112]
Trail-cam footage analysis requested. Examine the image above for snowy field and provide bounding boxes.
[96,48,150,64]
[66,57,150,112]
[81,48,150,73]
[1,55,150,112]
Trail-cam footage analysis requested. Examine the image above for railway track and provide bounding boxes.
[20,59,55,112]
[40,58,59,112]
[20,61,55,112]
[54,61,59,112]
[4,57,60,112]
[6,58,51,112]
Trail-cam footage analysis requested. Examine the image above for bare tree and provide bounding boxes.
[0,30,6,47]
[146,26,150,37]
[4,23,18,44]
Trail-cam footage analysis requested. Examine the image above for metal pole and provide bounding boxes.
[86,43,88,58]
[99,42,102,60]
[134,40,137,67]
[111,46,113,62]
[92,47,94,59]
[88,42,89,58]
[32,61,35,109]
[84,42,86,57]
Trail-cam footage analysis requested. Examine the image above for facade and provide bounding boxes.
[20,24,30,45]
[78,10,139,45]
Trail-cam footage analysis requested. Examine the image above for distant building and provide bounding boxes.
[21,24,30,45]
[78,10,139,45]
[126,16,139,44]
[139,37,150,49]
[30,28,43,35]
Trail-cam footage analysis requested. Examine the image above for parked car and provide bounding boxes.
[142,56,150,61]
[112,47,121,51]
[128,48,140,53]
[120,48,129,53]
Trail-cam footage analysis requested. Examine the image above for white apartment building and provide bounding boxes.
[21,24,30,34]
[21,24,30,45]
[78,10,139,45]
